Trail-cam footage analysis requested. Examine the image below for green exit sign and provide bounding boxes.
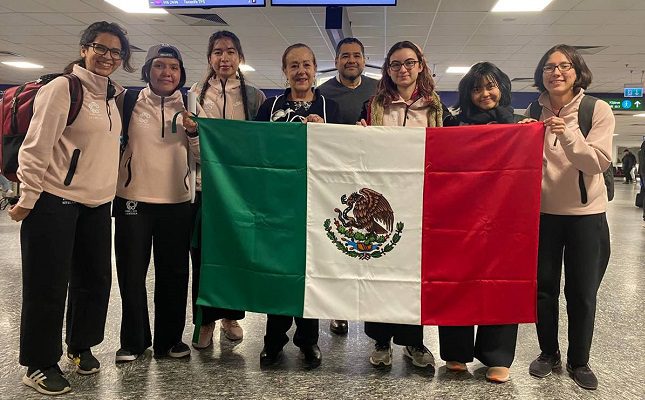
[604,98,643,111]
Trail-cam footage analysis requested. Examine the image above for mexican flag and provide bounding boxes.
[196,118,544,326]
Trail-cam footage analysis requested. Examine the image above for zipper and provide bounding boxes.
[220,79,227,119]
[402,97,422,127]
[124,154,133,187]
[106,99,112,131]
[161,96,165,138]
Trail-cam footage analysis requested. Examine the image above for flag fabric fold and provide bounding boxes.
[197,118,544,325]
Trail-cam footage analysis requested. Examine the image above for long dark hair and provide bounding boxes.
[64,21,134,74]
[533,44,593,93]
[455,62,512,115]
[198,30,251,120]
[375,41,435,105]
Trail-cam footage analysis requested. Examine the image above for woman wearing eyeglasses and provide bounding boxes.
[521,44,614,390]
[8,21,134,395]
[438,62,521,383]
[254,43,339,368]
[358,41,440,372]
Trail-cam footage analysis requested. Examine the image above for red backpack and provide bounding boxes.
[1,73,83,182]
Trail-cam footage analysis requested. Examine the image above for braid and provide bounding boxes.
[238,69,250,120]
[199,71,214,106]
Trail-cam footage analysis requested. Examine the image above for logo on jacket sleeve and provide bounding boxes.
[323,188,404,260]
[137,112,151,125]
[88,102,101,114]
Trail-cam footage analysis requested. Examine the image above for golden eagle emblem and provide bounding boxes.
[324,188,404,260]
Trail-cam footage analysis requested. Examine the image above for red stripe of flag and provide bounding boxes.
[421,122,544,325]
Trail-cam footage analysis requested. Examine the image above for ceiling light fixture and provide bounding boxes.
[239,64,255,72]
[104,0,167,14]
[446,66,470,74]
[634,113,645,117]
[492,0,553,12]
[2,61,44,69]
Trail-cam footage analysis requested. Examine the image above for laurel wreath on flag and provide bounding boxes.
[323,219,404,260]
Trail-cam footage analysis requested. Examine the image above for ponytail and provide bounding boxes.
[238,69,251,120]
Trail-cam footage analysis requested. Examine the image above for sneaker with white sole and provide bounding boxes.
[66,348,100,375]
[404,345,435,369]
[369,342,392,367]
[221,319,243,341]
[23,365,71,395]
[193,321,215,349]
[115,349,140,363]
[168,342,191,358]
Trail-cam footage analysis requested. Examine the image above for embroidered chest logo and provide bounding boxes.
[125,200,138,216]
[203,99,214,111]
[138,112,151,125]
[88,102,101,114]
[323,188,404,260]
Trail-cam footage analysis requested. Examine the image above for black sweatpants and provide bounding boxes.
[364,322,424,347]
[19,192,111,368]
[190,191,244,324]
[114,197,191,354]
[264,315,319,353]
[536,213,610,367]
[438,324,518,367]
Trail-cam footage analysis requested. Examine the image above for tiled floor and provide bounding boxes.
[0,182,643,399]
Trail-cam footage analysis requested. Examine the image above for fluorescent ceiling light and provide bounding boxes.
[446,66,470,74]
[2,61,44,69]
[492,0,553,12]
[364,72,382,80]
[104,0,167,14]
[239,64,255,72]
[316,76,334,86]
[634,113,645,117]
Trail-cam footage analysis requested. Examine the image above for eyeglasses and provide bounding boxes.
[85,43,125,60]
[542,62,573,74]
[388,59,419,72]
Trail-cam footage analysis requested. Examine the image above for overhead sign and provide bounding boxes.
[623,87,643,98]
[604,98,643,111]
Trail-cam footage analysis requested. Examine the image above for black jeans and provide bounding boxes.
[364,322,424,347]
[20,192,111,368]
[264,315,319,353]
[535,213,610,366]
[190,191,244,324]
[438,324,518,367]
[114,197,191,354]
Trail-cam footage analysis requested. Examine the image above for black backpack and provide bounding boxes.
[528,95,614,202]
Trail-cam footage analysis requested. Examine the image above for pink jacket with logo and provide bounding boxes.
[17,65,124,209]
[116,86,200,204]
[533,89,614,215]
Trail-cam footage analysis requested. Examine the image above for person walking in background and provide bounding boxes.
[522,44,614,391]
[318,37,378,336]
[621,149,636,183]
[8,21,133,395]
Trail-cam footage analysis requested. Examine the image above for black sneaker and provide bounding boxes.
[567,363,598,390]
[529,351,561,378]
[23,365,71,395]
[66,348,100,375]
[168,342,191,358]
[115,348,140,363]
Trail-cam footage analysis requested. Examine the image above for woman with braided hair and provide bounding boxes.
[188,30,266,349]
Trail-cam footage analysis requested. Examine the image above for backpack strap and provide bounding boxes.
[577,95,598,138]
[121,89,140,151]
[528,101,542,120]
[244,85,261,121]
[64,74,83,126]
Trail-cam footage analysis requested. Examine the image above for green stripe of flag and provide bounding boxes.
[198,118,307,316]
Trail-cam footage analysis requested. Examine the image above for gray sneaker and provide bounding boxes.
[529,351,561,378]
[404,345,435,369]
[369,342,392,367]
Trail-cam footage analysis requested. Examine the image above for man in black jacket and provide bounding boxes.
[622,149,637,183]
